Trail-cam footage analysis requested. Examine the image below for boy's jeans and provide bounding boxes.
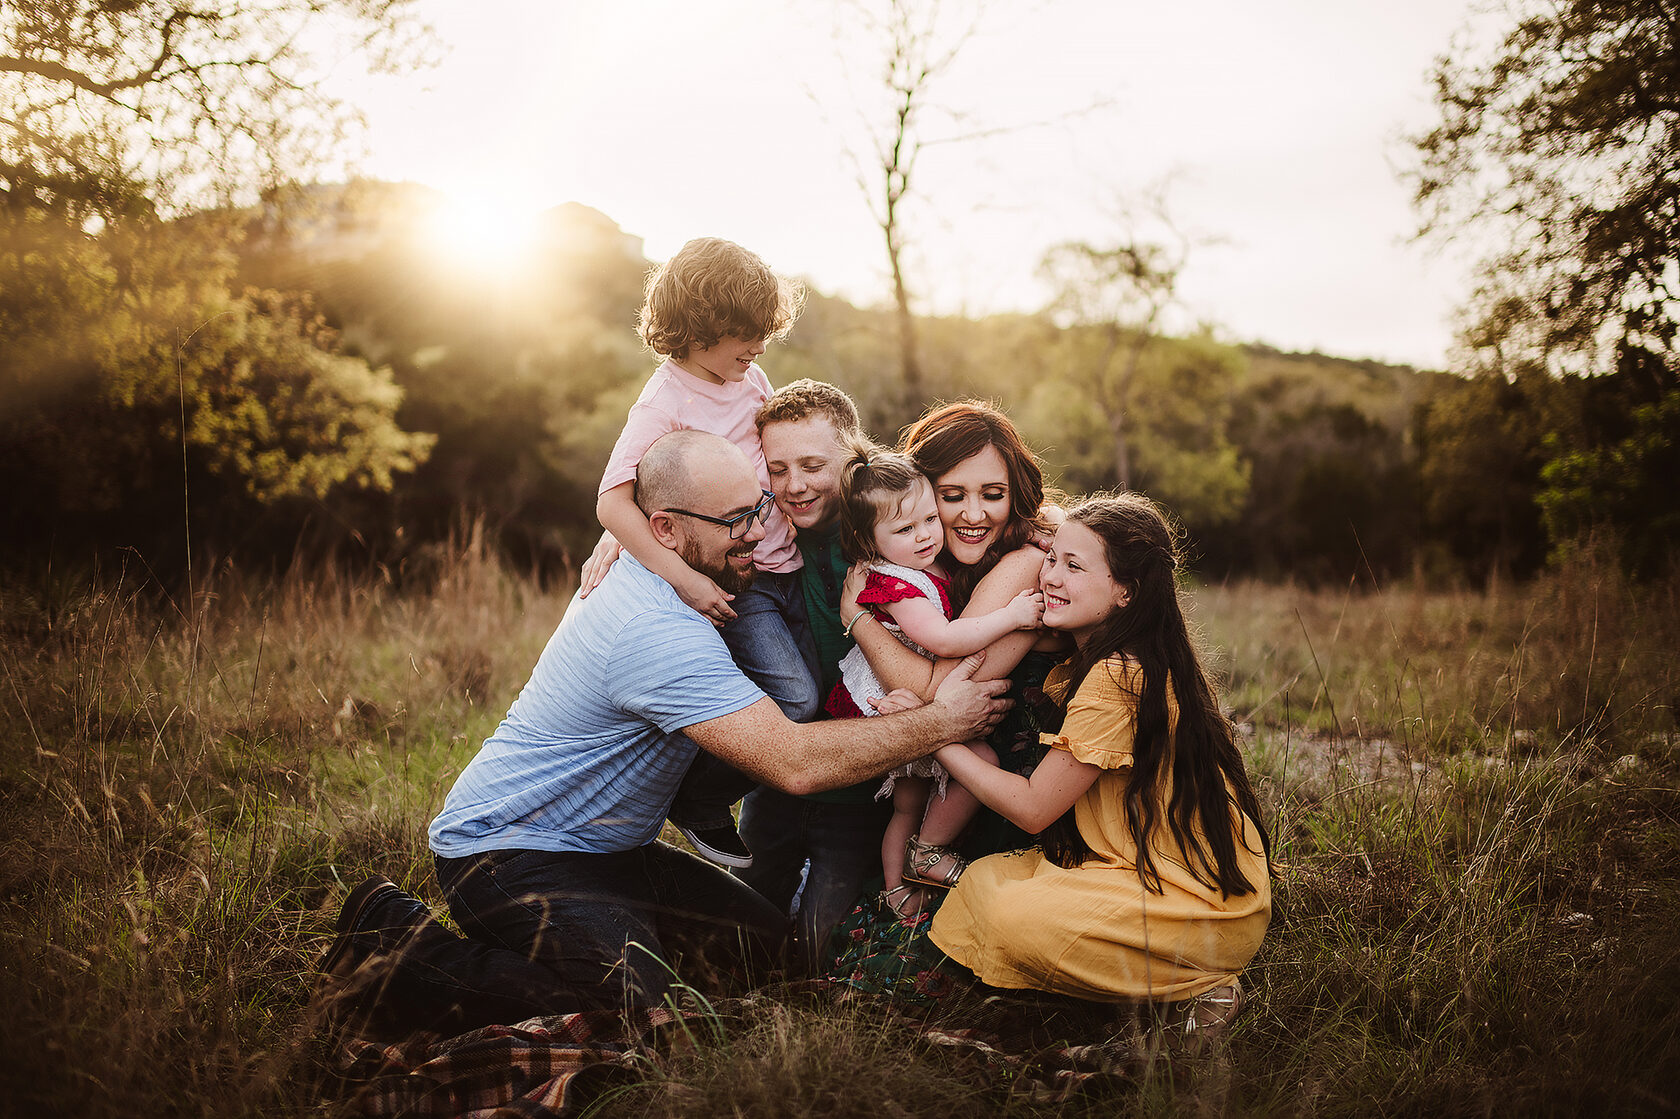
[669,570,821,830]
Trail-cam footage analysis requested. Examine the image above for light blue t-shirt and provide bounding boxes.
[428,554,766,856]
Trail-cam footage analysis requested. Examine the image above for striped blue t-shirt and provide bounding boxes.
[428,554,766,856]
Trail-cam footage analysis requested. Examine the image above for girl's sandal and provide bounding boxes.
[903,833,968,889]
[880,883,926,919]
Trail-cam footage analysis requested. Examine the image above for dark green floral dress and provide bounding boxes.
[824,649,1067,1002]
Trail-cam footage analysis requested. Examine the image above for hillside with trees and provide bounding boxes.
[5,176,1486,587]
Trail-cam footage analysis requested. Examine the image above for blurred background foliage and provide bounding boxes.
[2,0,1675,591]
[0,174,1669,588]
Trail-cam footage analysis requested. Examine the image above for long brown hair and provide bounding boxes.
[900,400,1046,600]
[1039,494,1270,898]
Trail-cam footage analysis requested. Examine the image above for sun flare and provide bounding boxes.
[418,188,543,272]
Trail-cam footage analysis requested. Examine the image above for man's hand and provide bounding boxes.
[578,531,622,597]
[676,567,737,626]
[928,652,1012,741]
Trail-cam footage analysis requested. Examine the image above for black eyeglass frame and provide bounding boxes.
[662,490,777,539]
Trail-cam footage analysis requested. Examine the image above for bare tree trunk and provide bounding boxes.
[881,38,922,405]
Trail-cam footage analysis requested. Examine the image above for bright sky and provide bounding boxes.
[341,0,1487,370]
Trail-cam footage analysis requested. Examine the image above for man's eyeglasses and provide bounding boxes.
[663,490,777,540]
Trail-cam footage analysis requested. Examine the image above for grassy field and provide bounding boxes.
[2,536,1676,1117]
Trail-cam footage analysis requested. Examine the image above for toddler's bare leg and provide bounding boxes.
[918,741,997,847]
[882,777,929,889]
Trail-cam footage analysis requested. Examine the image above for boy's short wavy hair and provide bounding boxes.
[755,378,862,436]
[638,238,806,360]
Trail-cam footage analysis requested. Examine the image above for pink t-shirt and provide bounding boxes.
[599,358,799,574]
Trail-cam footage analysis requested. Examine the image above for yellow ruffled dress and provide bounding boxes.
[929,656,1271,1003]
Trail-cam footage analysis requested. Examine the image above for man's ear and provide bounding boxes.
[648,510,682,549]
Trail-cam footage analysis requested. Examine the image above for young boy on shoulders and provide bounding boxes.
[593,238,818,869]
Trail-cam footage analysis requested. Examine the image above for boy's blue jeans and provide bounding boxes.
[669,570,821,831]
[737,784,893,975]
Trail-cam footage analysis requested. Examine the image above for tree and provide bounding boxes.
[1038,214,1187,490]
[2,0,421,218]
[1410,0,1680,572]
[831,0,984,409]
[1,2,433,569]
[1412,0,1679,372]
[1019,330,1249,528]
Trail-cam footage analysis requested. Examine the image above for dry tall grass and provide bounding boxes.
[2,542,1675,1117]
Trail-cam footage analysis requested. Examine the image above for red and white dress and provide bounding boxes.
[824,562,955,800]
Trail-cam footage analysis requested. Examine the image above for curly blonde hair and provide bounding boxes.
[638,238,805,360]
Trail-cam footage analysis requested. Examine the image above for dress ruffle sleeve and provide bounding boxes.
[1038,659,1140,770]
[856,568,953,617]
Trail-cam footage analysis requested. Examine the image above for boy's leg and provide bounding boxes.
[738,785,893,976]
[669,573,819,863]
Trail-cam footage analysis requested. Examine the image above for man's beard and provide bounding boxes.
[680,538,757,596]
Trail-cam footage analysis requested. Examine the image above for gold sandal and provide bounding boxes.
[903,833,968,889]
[880,883,927,919]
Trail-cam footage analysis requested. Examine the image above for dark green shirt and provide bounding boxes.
[796,523,880,806]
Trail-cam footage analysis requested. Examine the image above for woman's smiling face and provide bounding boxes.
[934,443,1012,567]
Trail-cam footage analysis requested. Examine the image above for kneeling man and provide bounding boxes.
[322,430,1009,1030]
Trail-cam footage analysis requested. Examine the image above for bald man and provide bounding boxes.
[321,431,1011,1032]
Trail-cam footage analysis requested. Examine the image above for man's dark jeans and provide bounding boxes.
[351,842,785,1033]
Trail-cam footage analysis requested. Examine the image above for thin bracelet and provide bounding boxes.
[842,609,870,638]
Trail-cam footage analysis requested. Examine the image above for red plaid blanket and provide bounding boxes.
[333,986,1180,1116]
[336,1007,680,1117]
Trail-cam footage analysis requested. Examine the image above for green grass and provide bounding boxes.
[1,541,1676,1116]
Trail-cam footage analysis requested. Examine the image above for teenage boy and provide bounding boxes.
[737,380,898,974]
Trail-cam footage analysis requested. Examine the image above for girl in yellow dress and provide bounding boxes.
[928,494,1272,1033]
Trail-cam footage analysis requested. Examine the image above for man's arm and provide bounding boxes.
[597,481,737,624]
[681,654,1011,796]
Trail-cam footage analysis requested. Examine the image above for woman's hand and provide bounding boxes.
[841,561,868,620]
[578,531,622,597]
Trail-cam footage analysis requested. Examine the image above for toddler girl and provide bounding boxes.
[825,443,1043,915]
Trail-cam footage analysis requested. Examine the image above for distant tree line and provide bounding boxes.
[2,0,1673,589]
[0,179,1633,589]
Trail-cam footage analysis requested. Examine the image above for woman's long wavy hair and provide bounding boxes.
[900,401,1048,602]
[1038,495,1271,898]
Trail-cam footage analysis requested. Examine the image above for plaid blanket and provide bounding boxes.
[333,985,1185,1117]
[335,1007,680,1118]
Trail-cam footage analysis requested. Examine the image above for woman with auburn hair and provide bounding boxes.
[841,400,1069,863]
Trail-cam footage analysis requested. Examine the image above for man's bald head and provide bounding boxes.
[635,430,757,516]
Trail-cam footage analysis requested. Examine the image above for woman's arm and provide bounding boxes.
[935,743,1101,834]
[846,546,1048,700]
